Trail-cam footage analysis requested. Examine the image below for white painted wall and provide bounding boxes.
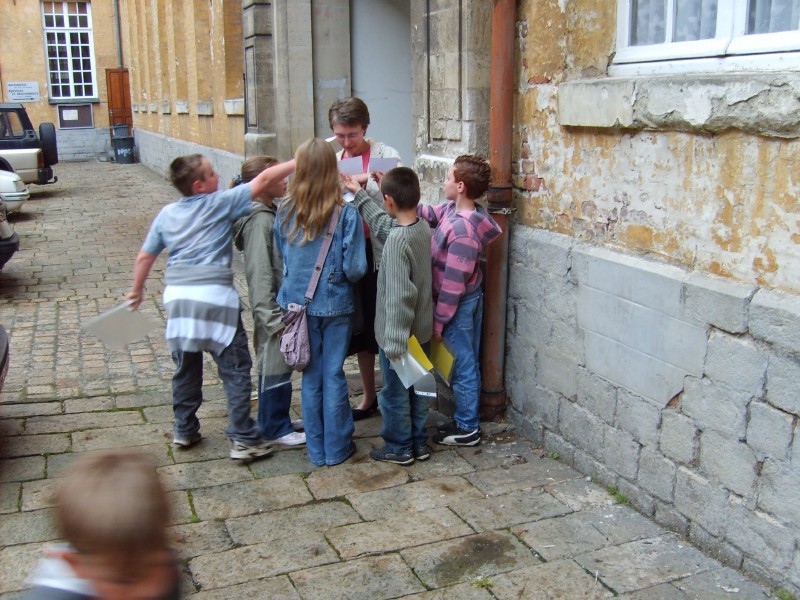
[350,0,413,164]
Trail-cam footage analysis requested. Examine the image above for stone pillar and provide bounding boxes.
[243,0,318,160]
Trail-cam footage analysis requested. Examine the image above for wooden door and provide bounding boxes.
[106,68,132,137]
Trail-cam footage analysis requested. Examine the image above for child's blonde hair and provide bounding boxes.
[281,138,342,243]
[55,450,169,567]
[240,155,279,184]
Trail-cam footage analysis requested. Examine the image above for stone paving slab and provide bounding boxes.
[0,162,777,599]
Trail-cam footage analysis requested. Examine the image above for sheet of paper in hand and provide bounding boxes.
[368,157,398,173]
[82,301,158,349]
[338,156,363,175]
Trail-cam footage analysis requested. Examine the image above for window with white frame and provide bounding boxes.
[614,0,800,72]
[42,2,97,100]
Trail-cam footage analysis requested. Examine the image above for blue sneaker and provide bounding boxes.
[370,446,414,466]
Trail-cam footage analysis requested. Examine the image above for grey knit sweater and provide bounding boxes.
[352,190,433,357]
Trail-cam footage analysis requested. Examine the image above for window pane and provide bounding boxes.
[748,0,800,33]
[631,0,667,45]
[675,0,718,41]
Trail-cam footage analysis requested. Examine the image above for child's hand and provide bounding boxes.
[433,331,443,343]
[126,289,143,310]
[370,171,385,185]
[341,174,361,194]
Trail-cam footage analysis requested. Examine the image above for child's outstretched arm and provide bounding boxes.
[342,174,395,242]
[249,159,296,199]
[127,250,157,309]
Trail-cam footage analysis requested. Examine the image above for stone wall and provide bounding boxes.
[134,129,243,190]
[506,227,800,593]
[56,128,115,162]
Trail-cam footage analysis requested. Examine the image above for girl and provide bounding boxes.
[274,139,367,466]
[234,156,305,447]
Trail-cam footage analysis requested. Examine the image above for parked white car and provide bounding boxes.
[0,169,30,213]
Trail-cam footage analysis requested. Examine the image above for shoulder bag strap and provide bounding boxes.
[304,205,340,303]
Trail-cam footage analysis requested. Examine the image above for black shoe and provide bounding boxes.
[433,422,481,446]
[370,446,414,466]
[352,396,378,421]
[436,420,456,433]
[413,443,432,461]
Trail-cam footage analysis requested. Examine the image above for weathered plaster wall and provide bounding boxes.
[514,0,800,295]
[122,0,246,155]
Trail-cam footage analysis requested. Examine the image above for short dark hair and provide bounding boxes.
[380,167,420,210]
[169,154,205,196]
[328,97,370,129]
[453,155,491,200]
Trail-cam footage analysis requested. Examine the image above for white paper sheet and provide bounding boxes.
[82,301,158,349]
[338,156,364,175]
[368,157,398,173]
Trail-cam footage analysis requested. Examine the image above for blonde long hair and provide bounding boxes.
[281,138,342,243]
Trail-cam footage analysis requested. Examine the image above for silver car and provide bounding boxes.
[0,170,29,213]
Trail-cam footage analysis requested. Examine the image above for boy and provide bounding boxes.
[417,155,501,446]
[344,167,433,465]
[22,450,180,599]
[127,154,294,460]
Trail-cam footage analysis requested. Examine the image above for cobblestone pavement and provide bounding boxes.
[0,161,776,599]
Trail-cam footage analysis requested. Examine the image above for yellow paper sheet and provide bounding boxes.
[408,335,433,371]
[430,338,454,384]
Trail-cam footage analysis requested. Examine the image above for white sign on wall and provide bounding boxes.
[6,81,40,102]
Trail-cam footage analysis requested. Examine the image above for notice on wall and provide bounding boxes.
[6,81,40,102]
[62,109,79,121]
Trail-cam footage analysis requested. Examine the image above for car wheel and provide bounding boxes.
[39,123,59,166]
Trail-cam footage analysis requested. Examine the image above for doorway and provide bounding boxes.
[350,0,413,164]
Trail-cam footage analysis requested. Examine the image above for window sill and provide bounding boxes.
[557,72,800,139]
[49,98,99,105]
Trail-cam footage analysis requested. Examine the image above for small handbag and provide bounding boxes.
[280,206,340,371]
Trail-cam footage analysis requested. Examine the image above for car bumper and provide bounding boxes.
[36,167,56,185]
[0,190,30,212]
[0,231,19,271]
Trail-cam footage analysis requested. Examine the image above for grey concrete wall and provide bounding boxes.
[506,226,800,593]
[56,128,115,161]
[134,129,244,190]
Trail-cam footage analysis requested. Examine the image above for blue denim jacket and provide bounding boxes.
[274,202,367,317]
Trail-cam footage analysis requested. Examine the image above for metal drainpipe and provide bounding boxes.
[480,0,516,422]
[113,0,123,67]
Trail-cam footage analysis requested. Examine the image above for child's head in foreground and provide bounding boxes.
[56,449,175,599]
[169,154,219,196]
[446,154,491,202]
[380,167,420,217]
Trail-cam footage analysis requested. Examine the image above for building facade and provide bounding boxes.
[118,0,800,593]
[0,1,130,161]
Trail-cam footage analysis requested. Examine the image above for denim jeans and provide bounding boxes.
[171,317,263,445]
[301,314,354,466]
[442,290,483,431]
[257,374,294,440]
[378,348,429,455]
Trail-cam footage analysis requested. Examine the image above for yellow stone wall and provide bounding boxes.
[0,0,120,129]
[120,0,245,154]
[515,0,800,294]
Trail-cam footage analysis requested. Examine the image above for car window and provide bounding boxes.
[0,113,24,138]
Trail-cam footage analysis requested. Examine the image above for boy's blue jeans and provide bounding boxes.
[301,314,355,466]
[171,317,263,445]
[257,375,294,440]
[378,348,429,455]
[442,289,483,432]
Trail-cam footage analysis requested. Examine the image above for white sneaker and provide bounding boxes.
[291,419,304,432]
[229,440,273,461]
[269,431,306,446]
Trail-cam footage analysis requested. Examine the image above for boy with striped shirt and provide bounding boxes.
[417,155,501,446]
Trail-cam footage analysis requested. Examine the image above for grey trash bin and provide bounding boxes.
[113,136,135,164]
[111,123,130,138]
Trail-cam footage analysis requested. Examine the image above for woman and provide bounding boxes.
[274,139,367,466]
[328,97,403,420]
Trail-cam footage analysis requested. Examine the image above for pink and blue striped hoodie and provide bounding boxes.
[417,201,502,335]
